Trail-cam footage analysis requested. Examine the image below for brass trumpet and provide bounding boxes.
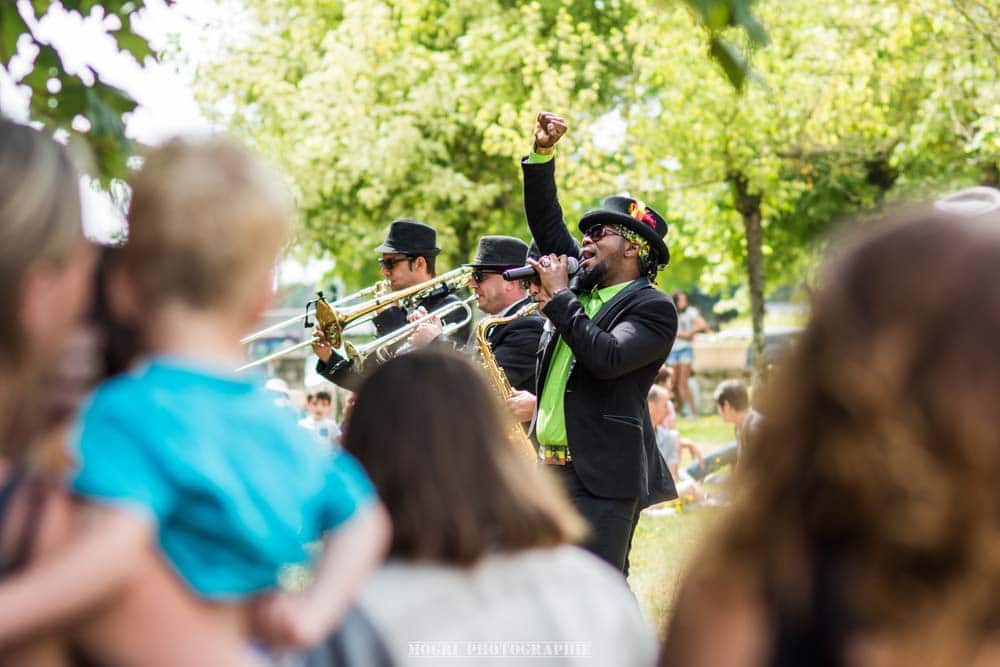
[345,294,476,364]
[239,280,390,345]
[237,267,472,372]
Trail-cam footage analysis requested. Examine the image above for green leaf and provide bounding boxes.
[730,1,768,47]
[0,6,31,67]
[78,1,101,16]
[94,80,138,116]
[709,35,748,90]
[112,27,154,61]
[33,42,63,73]
[55,76,88,117]
[31,1,54,17]
[686,0,731,32]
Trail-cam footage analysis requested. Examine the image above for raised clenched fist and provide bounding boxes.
[533,111,568,152]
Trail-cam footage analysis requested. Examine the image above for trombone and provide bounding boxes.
[345,294,476,364]
[236,267,473,372]
[239,280,389,345]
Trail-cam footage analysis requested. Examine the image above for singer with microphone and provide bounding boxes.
[518,111,679,576]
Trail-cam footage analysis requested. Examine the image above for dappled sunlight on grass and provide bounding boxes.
[629,506,721,635]
[628,415,732,635]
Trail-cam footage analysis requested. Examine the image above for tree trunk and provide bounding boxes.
[730,171,767,391]
[983,162,999,189]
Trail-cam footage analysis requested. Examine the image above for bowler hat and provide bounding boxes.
[578,196,670,267]
[466,235,529,269]
[374,219,441,255]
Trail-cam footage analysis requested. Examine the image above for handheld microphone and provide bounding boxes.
[503,256,580,281]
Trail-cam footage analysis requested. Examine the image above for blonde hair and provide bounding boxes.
[0,120,83,360]
[121,137,291,313]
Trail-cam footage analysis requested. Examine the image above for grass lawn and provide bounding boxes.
[628,414,734,634]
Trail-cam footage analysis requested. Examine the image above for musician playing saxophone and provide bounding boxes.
[407,235,544,392]
[312,219,470,390]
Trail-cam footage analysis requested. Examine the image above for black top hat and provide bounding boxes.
[466,235,529,269]
[374,219,441,255]
[578,196,670,266]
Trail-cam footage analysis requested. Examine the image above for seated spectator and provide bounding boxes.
[299,389,341,450]
[648,385,704,503]
[661,200,1000,665]
[0,135,390,658]
[713,378,763,465]
[344,350,657,664]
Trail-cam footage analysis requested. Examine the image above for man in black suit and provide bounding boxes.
[312,219,470,390]
[465,235,544,392]
[521,111,678,574]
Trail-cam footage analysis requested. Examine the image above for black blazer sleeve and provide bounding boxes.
[316,351,370,392]
[491,315,544,392]
[372,306,407,336]
[521,158,581,260]
[541,289,678,380]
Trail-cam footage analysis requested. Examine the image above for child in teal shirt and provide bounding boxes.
[0,137,389,653]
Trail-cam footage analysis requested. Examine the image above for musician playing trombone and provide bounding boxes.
[312,219,470,390]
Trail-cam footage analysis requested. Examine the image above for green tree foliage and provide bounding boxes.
[0,1,168,185]
[200,0,997,387]
[199,0,647,287]
[624,0,998,382]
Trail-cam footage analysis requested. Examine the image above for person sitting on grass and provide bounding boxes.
[714,378,763,466]
[0,136,390,659]
[648,385,704,503]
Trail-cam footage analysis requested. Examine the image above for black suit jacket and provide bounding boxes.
[317,288,470,391]
[486,296,545,393]
[523,157,678,506]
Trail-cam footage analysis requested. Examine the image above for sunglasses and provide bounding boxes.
[471,269,504,283]
[584,224,625,241]
[378,256,412,270]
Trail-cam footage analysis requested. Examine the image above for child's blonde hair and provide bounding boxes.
[122,137,291,314]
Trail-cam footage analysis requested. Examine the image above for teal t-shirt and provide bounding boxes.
[70,357,375,600]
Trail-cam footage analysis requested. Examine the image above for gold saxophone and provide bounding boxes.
[474,302,540,462]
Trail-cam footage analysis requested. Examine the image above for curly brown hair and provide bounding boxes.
[671,207,1000,664]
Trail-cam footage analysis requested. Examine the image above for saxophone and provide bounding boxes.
[474,302,540,462]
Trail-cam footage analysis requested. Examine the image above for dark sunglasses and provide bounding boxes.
[584,224,624,241]
[471,269,504,283]
[378,256,412,270]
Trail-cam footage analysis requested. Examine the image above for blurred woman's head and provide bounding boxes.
[344,350,585,565]
[711,206,1000,654]
[0,120,94,369]
[672,291,688,310]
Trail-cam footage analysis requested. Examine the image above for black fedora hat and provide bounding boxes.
[578,196,670,267]
[374,219,441,255]
[466,235,529,269]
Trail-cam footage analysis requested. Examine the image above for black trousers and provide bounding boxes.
[548,462,640,575]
